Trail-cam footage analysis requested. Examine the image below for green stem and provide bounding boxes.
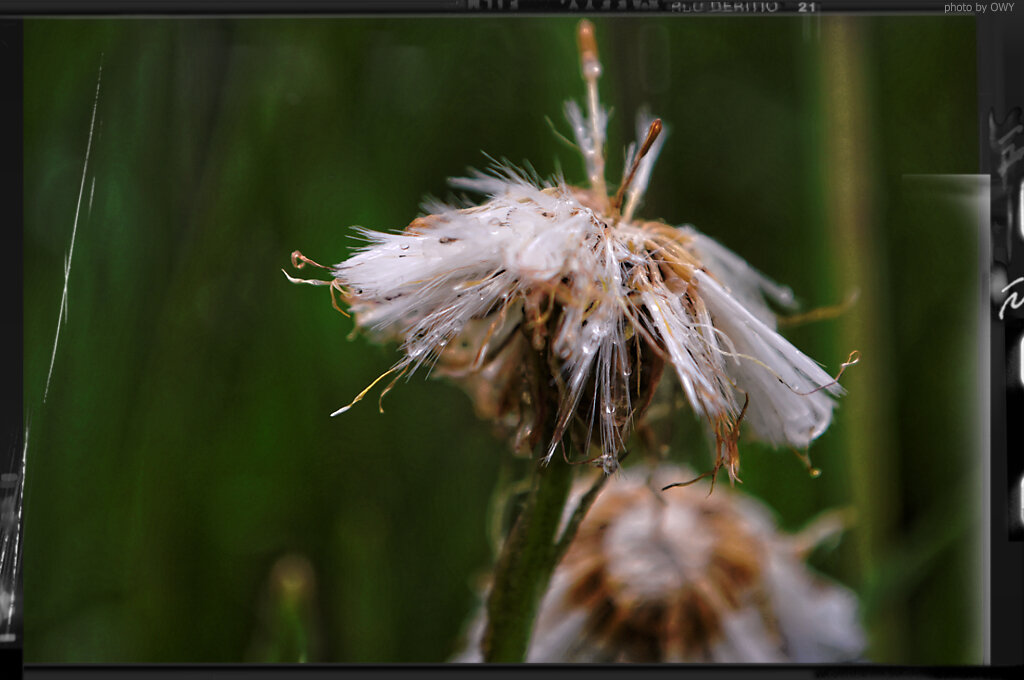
[481,453,574,663]
[817,18,905,663]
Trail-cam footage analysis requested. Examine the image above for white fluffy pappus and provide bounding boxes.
[288,20,856,480]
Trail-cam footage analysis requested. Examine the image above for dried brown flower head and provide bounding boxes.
[454,465,865,663]
[289,21,855,479]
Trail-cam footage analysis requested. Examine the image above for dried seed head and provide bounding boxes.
[453,466,866,663]
[289,21,852,477]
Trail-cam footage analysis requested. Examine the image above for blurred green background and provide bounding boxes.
[23,16,983,663]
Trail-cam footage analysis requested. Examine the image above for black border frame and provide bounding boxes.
[4,1,1023,677]
[978,5,1024,667]
[0,13,23,680]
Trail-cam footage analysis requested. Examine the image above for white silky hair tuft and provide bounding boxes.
[300,20,851,474]
[332,159,843,465]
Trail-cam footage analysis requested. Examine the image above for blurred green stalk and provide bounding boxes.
[817,17,906,662]
[252,554,319,663]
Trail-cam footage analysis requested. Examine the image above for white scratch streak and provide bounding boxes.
[44,62,102,403]
[0,419,28,630]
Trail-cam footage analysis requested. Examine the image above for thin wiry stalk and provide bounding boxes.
[551,469,610,568]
